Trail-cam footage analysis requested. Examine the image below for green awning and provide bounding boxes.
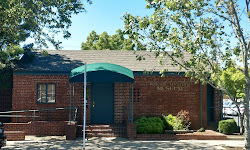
[69,63,134,83]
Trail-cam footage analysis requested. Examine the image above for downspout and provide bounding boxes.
[128,83,134,123]
[200,82,203,128]
[220,91,223,120]
[83,62,87,149]
[131,83,133,123]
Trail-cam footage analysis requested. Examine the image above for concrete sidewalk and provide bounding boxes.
[1,136,244,150]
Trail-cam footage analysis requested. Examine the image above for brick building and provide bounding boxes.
[11,50,222,134]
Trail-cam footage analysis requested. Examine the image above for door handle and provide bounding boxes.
[92,101,95,108]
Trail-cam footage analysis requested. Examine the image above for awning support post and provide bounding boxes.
[83,62,87,149]
[69,83,72,123]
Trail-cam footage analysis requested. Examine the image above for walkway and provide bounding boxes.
[2,136,244,150]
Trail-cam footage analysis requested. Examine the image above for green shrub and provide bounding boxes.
[161,114,184,130]
[135,117,165,134]
[218,119,237,135]
[169,115,183,130]
[161,115,173,130]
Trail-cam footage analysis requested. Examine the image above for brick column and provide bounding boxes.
[127,122,136,140]
[66,121,77,140]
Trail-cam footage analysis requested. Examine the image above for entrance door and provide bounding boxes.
[91,83,114,124]
[207,84,214,122]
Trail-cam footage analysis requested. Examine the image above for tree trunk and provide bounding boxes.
[244,83,250,149]
[240,113,244,135]
[235,104,244,135]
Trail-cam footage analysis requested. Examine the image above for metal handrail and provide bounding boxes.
[0,115,39,118]
[0,107,78,122]
[0,107,78,114]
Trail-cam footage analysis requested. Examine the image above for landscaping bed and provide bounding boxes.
[127,110,228,140]
[135,130,227,140]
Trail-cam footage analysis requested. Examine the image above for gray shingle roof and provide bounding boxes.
[15,50,191,73]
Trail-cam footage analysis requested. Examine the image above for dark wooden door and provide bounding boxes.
[91,83,114,124]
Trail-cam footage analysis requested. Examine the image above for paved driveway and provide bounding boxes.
[2,136,244,150]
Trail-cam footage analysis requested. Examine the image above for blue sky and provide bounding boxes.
[27,0,153,50]
[22,0,247,51]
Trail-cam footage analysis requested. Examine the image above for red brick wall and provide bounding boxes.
[4,121,67,135]
[65,121,77,140]
[13,74,215,129]
[127,122,136,139]
[114,83,130,124]
[131,76,207,129]
[214,89,222,122]
[4,123,28,132]
[12,75,91,123]
[135,132,227,140]
[4,131,25,141]
[113,76,208,129]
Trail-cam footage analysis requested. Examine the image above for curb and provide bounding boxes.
[227,137,244,140]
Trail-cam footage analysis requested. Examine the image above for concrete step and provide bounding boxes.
[76,124,127,137]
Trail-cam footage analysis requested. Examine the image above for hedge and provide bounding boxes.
[218,119,237,135]
[135,117,165,134]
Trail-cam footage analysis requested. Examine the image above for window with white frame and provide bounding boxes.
[37,84,56,103]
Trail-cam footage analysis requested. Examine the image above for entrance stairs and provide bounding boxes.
[76,124,127,138]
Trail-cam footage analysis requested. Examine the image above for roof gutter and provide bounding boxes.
[13,71,70,75]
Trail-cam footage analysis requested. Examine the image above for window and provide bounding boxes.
[37,84,56,103]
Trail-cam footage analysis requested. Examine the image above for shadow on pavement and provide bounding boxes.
[2,137,243,150]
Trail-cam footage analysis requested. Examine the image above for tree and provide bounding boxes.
[95,31,111,50]
[0,0,91,68]
[219,67,245,134]
[110,29,125,50]
[81,29,146,50]
[123,0,250,148]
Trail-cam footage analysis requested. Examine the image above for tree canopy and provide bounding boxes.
[81,29,146,50]
[123,0,250,148]
[0,0,91,68]
[219,67,245,101]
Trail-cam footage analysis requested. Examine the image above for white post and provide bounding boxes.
[83,62,87,149]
